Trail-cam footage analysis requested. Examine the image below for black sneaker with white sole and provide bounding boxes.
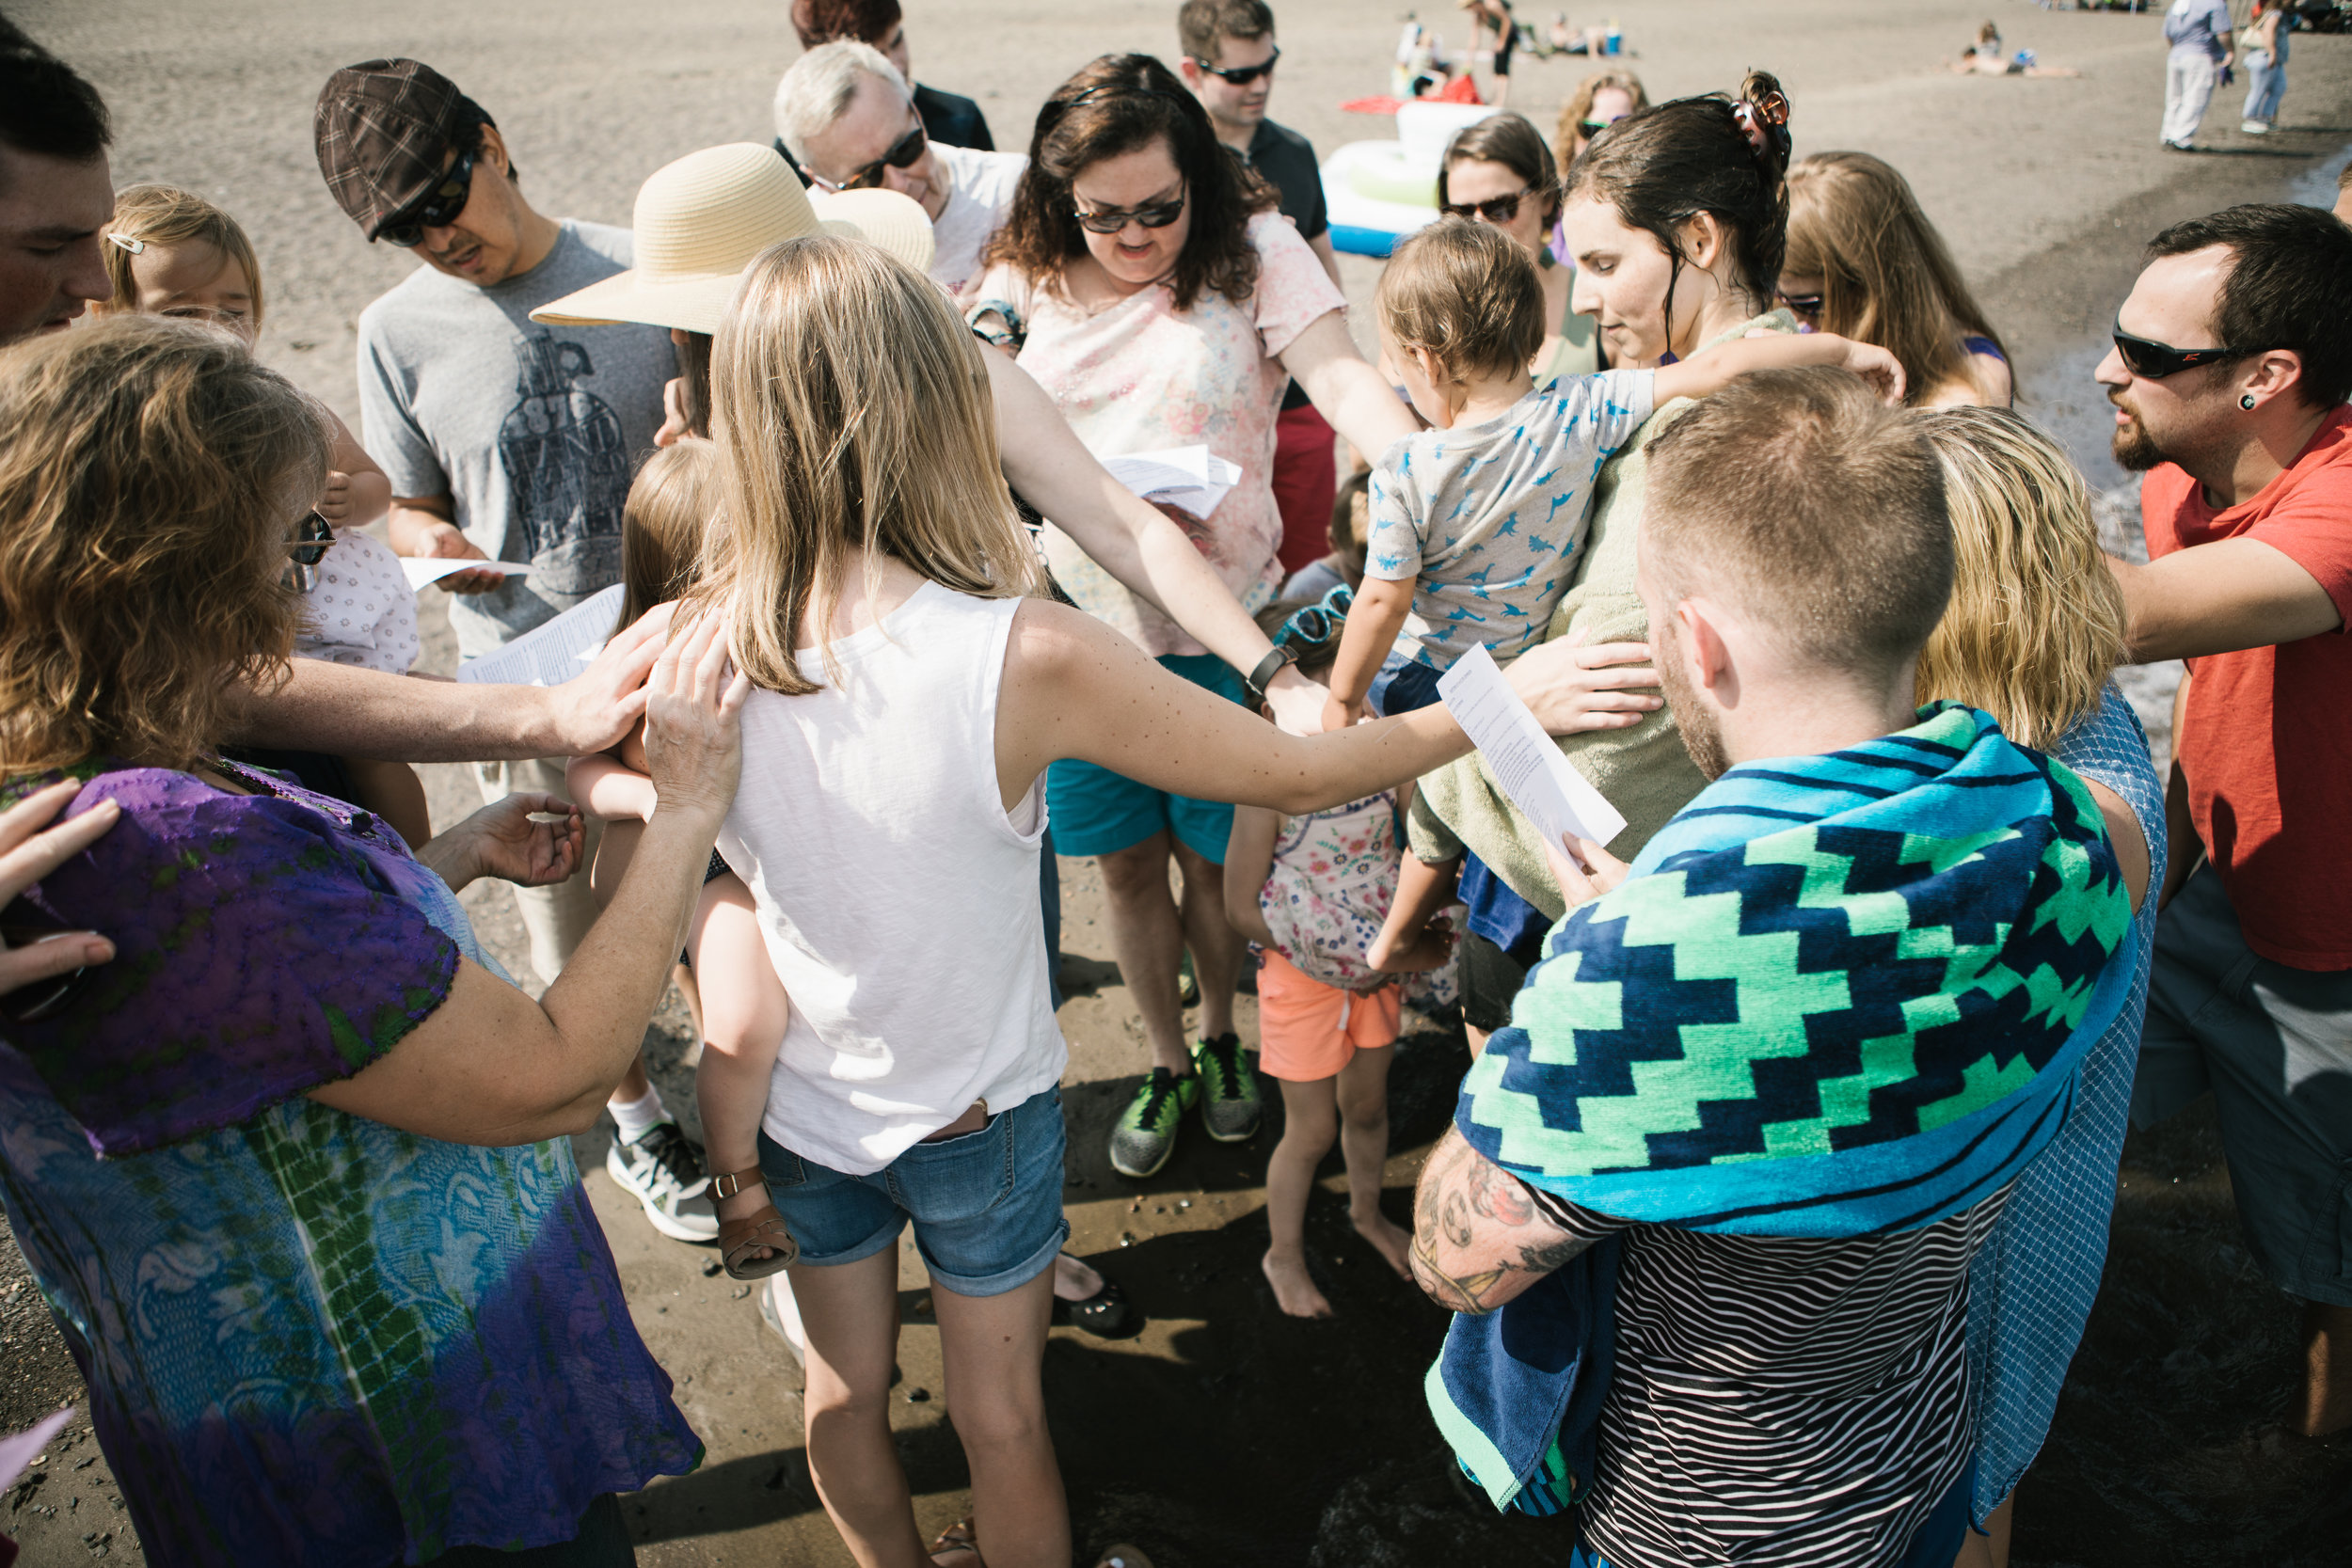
[605,1120,719,1243]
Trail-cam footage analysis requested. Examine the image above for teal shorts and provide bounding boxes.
[1047,653,1247,862]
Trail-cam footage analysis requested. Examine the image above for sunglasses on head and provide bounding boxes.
[2111,317,2250,380]
[804,120,928,194]
[1440,184,1536,225]
[1073,185,1188,234]
[376,145,478,248]
[1277,585,1355,652]
[1194,45,1280,86]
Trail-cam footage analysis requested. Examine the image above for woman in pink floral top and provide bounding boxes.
[968,53,1421,1182]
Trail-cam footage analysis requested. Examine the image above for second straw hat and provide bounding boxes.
[532,142,934,335]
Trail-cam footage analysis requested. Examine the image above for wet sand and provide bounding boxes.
[7,3,2352,1563]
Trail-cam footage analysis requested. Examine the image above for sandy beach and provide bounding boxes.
[6,2,2352,1563]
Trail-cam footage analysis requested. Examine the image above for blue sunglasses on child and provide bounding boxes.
[1275,585,1353,652]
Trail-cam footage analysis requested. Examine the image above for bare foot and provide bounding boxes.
[1263,1249,1334,1318]
[1354,1210,1415,1281]
[1054,1251,1104,1301]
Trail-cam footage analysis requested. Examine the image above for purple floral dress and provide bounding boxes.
[0,763,699,1566]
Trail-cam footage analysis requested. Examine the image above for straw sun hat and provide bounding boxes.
[531,142,934,335]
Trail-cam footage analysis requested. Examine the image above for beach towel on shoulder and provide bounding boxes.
[1429,702,2137,1513]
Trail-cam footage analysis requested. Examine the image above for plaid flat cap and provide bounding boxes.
[314,58,495,240]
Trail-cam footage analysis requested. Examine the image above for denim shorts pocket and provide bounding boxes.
[886,1109,1020,1225]
[755,1133,810,1192]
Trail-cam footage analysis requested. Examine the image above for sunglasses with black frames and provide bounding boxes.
[287,510,334,594]
[2111,317,2253,380]
[377,145,478,248]
[1440,184,1538,225]
[803,121,928,194]
[1073,185,1189,234]
[1193,45,1279,86]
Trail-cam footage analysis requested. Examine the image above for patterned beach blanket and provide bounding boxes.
[1432,703,2136,1511]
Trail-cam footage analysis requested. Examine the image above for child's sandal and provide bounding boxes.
[712,1167,798,1281]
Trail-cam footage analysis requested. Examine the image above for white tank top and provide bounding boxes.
[719,581,1064,1175]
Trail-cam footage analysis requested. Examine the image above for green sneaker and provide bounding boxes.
[1109,1068,1199,1179]
[1191,1032,1262,1143]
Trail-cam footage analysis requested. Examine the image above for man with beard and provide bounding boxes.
[1408,369,2137,1568]
[317,60,716,1248]
[0,16,112,344]
[2099,202,2352,1441]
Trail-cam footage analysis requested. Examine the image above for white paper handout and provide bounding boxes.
[454,584,626,688]
[1103,444,1244,520]
[401,556,531,591]
[1438,643,1629,849]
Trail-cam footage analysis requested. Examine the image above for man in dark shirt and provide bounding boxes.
[1178,0,1343,578]
[787,0,993,151]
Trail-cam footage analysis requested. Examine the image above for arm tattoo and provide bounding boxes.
[1410,1130,1594,1314]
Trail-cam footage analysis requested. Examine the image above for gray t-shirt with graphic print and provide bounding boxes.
[356,220,673,659]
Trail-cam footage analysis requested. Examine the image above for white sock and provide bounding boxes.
[609,1085,668,1144]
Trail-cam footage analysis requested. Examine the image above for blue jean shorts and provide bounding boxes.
[1369,651,1444,718]
[1046,653,1247,861]
[756,1087,1070,1298]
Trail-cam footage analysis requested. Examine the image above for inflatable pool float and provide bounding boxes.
[1323,101,1499,258]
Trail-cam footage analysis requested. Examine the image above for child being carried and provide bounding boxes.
[1322,219,1902,730]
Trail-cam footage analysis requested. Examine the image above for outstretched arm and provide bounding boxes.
[2106,539,2341,663]
[1660,330,1907,404]
[1409,1125,1595,1314]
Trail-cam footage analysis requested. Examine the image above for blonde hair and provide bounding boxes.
[703,236,1042,694]
[1785,152,2006,407]
[0,316,329,773]
[1378,218,1546,382]
[96,183,266,329]
[617,440,720,635]
[1912,406,2124,749]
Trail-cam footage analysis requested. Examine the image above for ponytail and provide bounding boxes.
[1565,69,1794,339]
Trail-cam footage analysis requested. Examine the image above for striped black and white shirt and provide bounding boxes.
[1529,1185,2009,1568]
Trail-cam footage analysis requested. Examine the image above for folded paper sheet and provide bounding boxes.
[454,584,625,687]
[1438,643,1628,849]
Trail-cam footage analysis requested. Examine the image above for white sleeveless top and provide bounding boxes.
[718,581,1064,1175]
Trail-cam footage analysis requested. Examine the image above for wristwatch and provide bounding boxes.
[1245,644,1297,707]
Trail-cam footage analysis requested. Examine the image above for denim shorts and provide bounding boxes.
[1368,651,1444,718]
[756,1086,1070,1298]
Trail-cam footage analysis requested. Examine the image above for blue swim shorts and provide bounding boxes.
[1046,653,1247,862]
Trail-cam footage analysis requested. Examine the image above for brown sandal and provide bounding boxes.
[929,1515,983,1566]
[712,1167,798,1280]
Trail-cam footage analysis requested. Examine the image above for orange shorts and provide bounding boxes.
[1255,948,1401,1081]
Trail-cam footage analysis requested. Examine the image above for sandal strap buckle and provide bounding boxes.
[711,1165,766,1200]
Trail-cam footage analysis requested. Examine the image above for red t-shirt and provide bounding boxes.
[2143,405,2352,970]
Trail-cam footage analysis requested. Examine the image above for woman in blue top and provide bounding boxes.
[1781,150,2013,408]
[1910,406,2161,1568]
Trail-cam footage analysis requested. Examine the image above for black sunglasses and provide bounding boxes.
[1194,45,1279,86]
[0,923,90,1025]
[2112,317,2250,380]
[1578,115,1628,136]
[805,122,928,194]
[1073,185,1188,234]
[1440,184,1537,225]
[1276,585,1354,651]
[287,511,333,593]
[377,146,477,248]
[1776,291,1825,324]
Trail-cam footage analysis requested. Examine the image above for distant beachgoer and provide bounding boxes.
[788,0,993,150]
[1438,113,1587,379]
[2161,0,2233,150]
[2105,204,2352,1447]
[1911,407,2158,1568]
[315,57,712,1248]
[967,52,1425,1180]
[772,41,1027,297]
[1553,66,1646,171]
[1178,0,1345,578]
[96,182,430,847]
[0,15,111,344]
[1783,150,2014,407]
[1947,20,2081,77]
[1411,366,2136,1568]
[2238,0,2289,134]
[1458,0,1517,105]
[0,314,728,1567]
